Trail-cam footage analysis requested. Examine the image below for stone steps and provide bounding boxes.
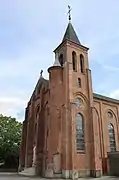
[19,167,36,177]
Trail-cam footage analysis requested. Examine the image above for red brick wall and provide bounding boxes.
[19,39,119,177]
[93,99,119,174]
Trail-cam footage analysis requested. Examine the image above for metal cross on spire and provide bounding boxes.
[68,5,72,21]
[40,70,43,77]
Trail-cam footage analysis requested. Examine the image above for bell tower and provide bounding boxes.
[53,7,102,178]
[54,10,93,104]
[46,7,102,179]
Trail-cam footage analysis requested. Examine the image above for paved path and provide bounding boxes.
[0,173,119,180]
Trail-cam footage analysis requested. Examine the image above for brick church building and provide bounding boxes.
[19,16,119,178]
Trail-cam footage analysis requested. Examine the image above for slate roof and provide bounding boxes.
[93,93,119,104]
[62,22,81,45]
[29,77,49,103]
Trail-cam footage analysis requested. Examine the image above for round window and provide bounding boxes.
[107,111,113,119]
[74,98,83,107]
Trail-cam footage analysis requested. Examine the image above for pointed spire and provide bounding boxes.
[47,53,62,73]
[53,53,61,67]
[62,6,81,45]
[54,6,83,53]
[62,22,81,45]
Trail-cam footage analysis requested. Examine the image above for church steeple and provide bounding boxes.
[62,22,81,45]
[54,6,83,53]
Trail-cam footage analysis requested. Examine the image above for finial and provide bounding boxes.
[68,5,72,22]
[40,70,43,77]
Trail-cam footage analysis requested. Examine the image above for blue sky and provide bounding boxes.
[0,0,119,121]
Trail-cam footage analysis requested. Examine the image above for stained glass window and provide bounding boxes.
[108,123,116,152]
[76,113,85,151]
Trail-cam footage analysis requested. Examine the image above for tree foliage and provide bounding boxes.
[0,114,22,168]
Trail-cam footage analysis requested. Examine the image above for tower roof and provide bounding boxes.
[62,22,81,45]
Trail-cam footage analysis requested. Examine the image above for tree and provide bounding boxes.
[0,114,22,169]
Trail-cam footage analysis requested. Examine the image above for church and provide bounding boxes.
[19,11,119,179]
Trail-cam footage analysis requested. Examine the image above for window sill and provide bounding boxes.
[77,150,85,154]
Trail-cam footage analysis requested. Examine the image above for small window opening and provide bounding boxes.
[72,51,77,71]
[80,54,84,73]
[78,78,81,88]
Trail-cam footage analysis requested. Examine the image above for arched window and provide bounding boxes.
[59,54,64,67]
[72,51,77,71]
[76,113,85,151]
[80,54,84,73]
[108,123,116,152]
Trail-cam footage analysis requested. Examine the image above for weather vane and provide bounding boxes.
[68,5,72,21]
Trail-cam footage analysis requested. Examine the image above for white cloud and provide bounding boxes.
[0,96,26,122]
[103,65,119,72]
[109,90,119,100]
[0,97,25,104]
[94,60,119,72]
[0,0,119,122]
[0,88,29,122]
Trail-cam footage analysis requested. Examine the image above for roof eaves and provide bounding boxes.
[93,93,119,104]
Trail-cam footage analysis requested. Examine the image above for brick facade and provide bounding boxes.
[19,21,119,178]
